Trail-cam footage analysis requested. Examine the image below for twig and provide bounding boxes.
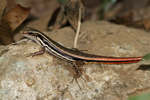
[74,5,82,48]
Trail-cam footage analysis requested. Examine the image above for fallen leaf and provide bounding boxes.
[111,5,150,31]
[112,10,134,25]
[0,4,31,45]
[64,0,84,31]
[14,1,60,42]
[0,18,12,44]
[143,18,150,30]
[122,17,150,30]
[52,8,67,30]
[3,4,31,32]
[5,0,16,13]
[0,0,7,19]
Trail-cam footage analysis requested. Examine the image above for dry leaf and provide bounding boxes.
[0,0,7,19]
[3,4,31,32]
[143,18,150,30]
[14,1,60,42]
[130,18,150,30]
[0,4,31,45]
[64,0,84,31]
[6,0,16,13]
[52,8,67,30]
[111,5,150,31]
[0,18,12,44]
[112,10,134,25]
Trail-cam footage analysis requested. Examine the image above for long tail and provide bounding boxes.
[84,56,143,64]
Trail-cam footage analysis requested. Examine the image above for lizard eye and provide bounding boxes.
[28,32,38,37]
[28,32,34,35]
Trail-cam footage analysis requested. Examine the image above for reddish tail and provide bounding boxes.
[85,56,143,64]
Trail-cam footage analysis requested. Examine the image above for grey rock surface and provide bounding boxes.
[0,21,150,100]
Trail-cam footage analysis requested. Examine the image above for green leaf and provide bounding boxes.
[128,92,150,100]
[138,53,150,64]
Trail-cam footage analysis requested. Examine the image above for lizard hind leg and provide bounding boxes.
[71,61,86,89]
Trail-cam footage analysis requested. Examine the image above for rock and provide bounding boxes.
[0,21,150,100]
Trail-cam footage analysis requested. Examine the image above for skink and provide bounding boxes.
[21,27,143,82]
